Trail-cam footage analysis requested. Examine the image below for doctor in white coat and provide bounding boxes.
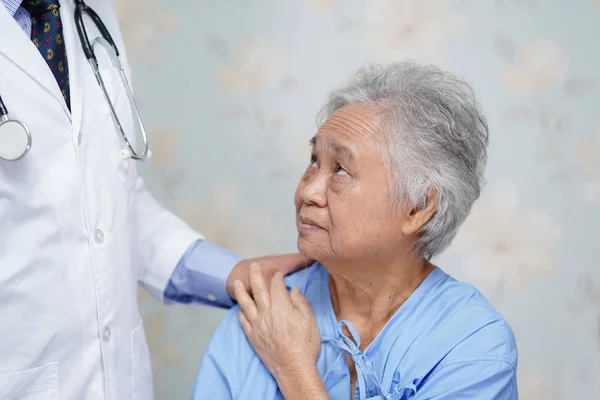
[0,0,310,398]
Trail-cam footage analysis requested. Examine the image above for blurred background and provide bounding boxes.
[113,0,600,398]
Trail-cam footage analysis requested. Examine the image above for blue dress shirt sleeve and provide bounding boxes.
[163,240,243,308]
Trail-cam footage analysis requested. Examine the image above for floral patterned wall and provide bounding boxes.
[114,0,600,398]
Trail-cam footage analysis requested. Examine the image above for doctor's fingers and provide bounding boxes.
[249,263,271,311]
[234,280,258,322]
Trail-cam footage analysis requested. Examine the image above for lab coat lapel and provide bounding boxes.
[59,0,83,138]
[0,4,70,116]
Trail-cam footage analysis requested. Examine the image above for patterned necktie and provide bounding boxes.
[21,0,70,110]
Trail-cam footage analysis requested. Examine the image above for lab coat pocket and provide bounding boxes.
[0,362,58,399]
[132,320,154,400]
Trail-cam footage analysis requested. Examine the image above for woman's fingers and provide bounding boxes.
[235,280,258,322]
[238,309,252,336]
[269,271,291,303]
[249,263,271,311]
[290,286,313,316]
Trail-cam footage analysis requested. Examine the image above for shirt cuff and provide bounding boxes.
[164,240,243,308]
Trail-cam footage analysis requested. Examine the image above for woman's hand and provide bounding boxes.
[234,264,328,399]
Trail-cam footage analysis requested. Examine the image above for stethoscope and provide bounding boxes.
[0,0,149,162]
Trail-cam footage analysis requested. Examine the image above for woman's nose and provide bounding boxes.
[301,173,327,207]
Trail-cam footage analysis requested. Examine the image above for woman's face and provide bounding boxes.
[294,104,410,263]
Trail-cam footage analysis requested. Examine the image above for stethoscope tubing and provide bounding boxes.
[0,0,150,162]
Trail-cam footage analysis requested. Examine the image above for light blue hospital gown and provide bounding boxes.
[192,263,518,399]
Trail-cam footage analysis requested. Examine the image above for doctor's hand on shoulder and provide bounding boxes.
[227,253,313,300]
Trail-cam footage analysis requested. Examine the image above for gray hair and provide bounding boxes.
[317,61,489,259]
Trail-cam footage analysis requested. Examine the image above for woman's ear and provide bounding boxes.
[401,189,438,236]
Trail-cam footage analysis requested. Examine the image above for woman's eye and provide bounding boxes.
[335,164,349,176]
[310,154,318,166]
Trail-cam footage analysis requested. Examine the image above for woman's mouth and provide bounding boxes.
[297,216,324,231]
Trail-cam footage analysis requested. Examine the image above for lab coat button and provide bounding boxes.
[102,326,111,342]
[94,229,104,244]
[207,294,217,302]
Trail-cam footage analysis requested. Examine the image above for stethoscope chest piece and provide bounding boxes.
[0,117,32,161]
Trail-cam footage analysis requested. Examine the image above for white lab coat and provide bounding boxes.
[0,1,201,398]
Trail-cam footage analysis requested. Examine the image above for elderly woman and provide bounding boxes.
[192,62,518,399]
